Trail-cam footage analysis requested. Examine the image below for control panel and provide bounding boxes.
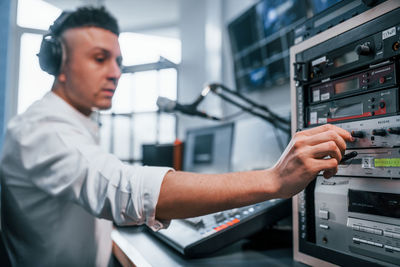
[292,2,400,266]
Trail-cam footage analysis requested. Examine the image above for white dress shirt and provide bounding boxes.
[0,91,172,267]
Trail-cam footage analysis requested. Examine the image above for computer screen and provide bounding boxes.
[228,7,260,55]
[228,0,307,92]
[257,0,307,37]
[311,0,342,15]
[142,143,174,168]
[183,123,234,174]
[230,116,290,172]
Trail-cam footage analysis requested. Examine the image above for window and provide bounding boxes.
[18,33,54,114]
[16,0,61,114]
[15,0,181,165]
[100,33,181,163]
[17,0,61,30]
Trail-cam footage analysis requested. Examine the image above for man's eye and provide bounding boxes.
[95,57,106,63]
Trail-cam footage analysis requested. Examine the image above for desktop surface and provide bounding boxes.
[112,226,309,267]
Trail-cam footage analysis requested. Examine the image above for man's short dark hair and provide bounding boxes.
[50,6,120,37]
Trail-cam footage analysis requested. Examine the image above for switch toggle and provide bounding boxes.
[372,129,387,136]
[340,151,358,164]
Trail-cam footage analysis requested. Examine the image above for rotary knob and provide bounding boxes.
[351,131,365,138]
[388,127,400,135]
[372,129,387,136]
[356,43,372,56]
[312,66,321,76]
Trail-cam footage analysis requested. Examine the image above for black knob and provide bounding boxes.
[351,131,365,138]
[356,44,372,56]
[379,101,386,109]
[312,66,321,76]
[388,127,400,135]
[372,129,387,136]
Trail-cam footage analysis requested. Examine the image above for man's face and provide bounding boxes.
[57,27,122,116]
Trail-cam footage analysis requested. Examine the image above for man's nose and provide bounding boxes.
[108,60,121,84]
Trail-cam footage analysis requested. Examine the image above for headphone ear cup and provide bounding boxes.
[37,35,62,76]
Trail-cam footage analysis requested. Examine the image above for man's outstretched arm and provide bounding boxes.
[155,124,354,220]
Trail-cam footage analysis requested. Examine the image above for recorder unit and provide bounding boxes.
[292,2,400,266]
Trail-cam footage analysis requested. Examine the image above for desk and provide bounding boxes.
[112,226,309,267]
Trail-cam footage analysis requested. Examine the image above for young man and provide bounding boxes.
[0,6,353,267]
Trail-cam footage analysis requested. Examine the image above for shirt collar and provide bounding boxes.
[44,91,100,140]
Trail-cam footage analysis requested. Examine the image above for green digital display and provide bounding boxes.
[374,158,400,167]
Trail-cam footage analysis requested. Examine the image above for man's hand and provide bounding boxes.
[156,124,353,220]
[271,124,354,198]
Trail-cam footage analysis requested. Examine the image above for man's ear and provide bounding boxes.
[57,72,66,83]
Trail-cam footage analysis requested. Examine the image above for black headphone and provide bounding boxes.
[37,11,72,76]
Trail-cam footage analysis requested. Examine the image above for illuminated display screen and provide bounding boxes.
[334,78,359,94]
[331,102,363,118]
[193,134,214,164]
[249,67,267,86]
[228,7,259,53]
[348,189,400,218]
[312,0,342,15]
[374,158,400,167]
[257,0,307,37]
[334,51,359,67]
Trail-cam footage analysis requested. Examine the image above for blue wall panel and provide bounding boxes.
[0,0,11,151]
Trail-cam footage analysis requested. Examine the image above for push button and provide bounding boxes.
[392,232,400,240]
[374,229,383,235]
[319,210,329,220]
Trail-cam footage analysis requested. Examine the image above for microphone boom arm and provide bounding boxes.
[205,83,290,134]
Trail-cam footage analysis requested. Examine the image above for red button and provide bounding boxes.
[231,218,240,224]
[379,77,386,84]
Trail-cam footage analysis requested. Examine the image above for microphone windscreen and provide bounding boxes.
[156,96,176,112]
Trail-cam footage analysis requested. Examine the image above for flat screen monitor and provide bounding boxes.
[257,0,307,37]
[228,6,260,54]
[311,0,342,15]
[183,123,234,174]
[142,143,174,168]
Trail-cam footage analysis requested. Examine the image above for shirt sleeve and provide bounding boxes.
[3,119,172,231]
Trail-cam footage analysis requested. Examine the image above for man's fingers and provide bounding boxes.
[306,131,347,154]
[299,124,354,142]
[310,158,339,177]
[310,141,342,163]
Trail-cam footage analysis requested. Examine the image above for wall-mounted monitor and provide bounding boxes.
[311,0,342,15]
[257,0,308,37]
[228,0,307,93]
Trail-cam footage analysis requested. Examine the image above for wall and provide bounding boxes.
[178,0,291,170]
[0,0,13,150]
[177,0,223,138]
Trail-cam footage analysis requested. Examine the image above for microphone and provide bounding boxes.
[157,96,220,120]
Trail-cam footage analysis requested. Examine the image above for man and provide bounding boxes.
[0,6,353,267]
